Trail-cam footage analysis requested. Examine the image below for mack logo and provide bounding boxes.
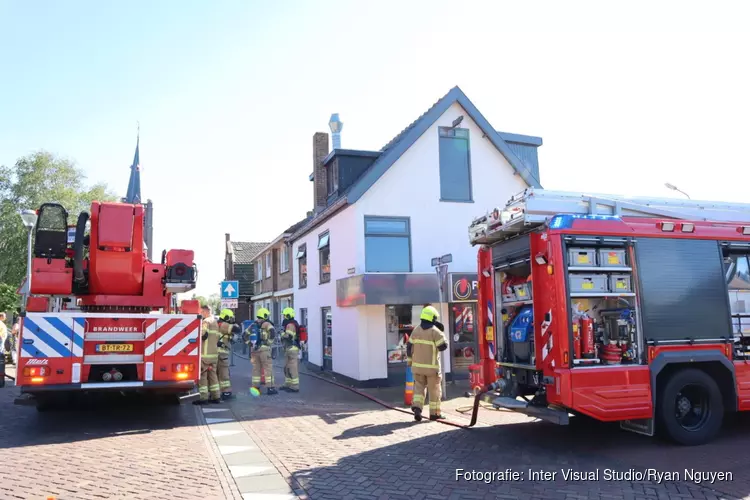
[92,326,138,332]
[26,359,48,365]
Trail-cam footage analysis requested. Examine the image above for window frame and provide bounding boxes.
[280,244,290,274]
[265,252,272,278]
[364,215,412,272]
[438,126,473,203]
[318,231,331,284]
[254,260,262,283]
[297,244,307,289]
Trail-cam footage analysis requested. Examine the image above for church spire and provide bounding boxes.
[124,124,141,204]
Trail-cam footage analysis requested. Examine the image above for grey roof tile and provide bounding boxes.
[230,241,268,264]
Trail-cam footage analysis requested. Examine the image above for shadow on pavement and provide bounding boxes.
[333,421,415,440]
[0,386,201,450]
[295,416,749,500]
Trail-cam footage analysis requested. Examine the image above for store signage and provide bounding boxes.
[450,273,479,302]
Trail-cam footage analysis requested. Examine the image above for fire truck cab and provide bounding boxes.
[469,188,750,445]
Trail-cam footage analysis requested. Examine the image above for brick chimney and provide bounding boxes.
[312,132,330,214]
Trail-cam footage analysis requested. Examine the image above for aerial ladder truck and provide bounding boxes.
[13,201,202,410]
[468,188,750,445]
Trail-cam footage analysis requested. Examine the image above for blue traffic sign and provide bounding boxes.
[221,280,239,299]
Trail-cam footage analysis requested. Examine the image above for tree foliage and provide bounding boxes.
[0,283,19,317]
[0,151,119,287]
[189,293,221,313]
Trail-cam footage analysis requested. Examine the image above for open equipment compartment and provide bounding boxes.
[562,234,645,368]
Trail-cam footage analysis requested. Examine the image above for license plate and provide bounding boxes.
[96,344,134,353]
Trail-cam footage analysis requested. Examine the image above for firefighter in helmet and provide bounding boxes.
[280,307,300,392]
[247,307,277,395]
[406,305,448,421]
[195,305,221,405]
[217,308,242,400]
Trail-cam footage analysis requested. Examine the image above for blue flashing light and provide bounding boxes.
[549,214,621,229]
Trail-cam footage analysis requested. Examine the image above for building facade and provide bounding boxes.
[224,236,267,324]
[249,218,310,325]
[290,86,544,387]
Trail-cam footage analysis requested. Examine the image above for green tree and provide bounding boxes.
[0,151,118,287]
[0,283,19,317]
[189,293,221,313]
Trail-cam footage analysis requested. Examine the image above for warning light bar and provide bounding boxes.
[549,214,621,230]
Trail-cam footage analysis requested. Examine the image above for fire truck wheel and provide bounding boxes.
[657,368,724,446]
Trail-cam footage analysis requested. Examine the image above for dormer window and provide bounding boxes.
[326,160,339,196]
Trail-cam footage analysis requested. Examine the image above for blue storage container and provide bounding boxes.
[509,305,534,342]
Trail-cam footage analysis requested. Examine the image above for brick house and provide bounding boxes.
[224,235,268,324]
[249,217,310,325]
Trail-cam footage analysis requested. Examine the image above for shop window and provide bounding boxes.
[364,216,411,272]
[296,244,307,289]
[322,307,332,370]
[386,305,420,365]
[438,126,472,202]
[318,232,330,283]
[450,303,476,374]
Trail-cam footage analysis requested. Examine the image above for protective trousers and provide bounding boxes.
[251,349,274,388]
[283,348,299,390]
[199,359,221,401]
[217,353,232,393]
[412,373,441,417]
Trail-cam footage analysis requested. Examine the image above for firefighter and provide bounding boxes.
[217,308,242,401]
[280,307,300,392]
[195,306,221,405]
[248,308,278,395]
[406,305,448,421]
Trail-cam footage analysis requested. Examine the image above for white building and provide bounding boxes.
[290,86,543,387]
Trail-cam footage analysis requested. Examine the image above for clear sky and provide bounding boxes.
[1,0,749,298]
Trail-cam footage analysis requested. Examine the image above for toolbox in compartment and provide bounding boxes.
[608,274,632,292]
[513,282,532,301]
[569,274,608,293]
[568,248,597,267]
[598,248,627,267]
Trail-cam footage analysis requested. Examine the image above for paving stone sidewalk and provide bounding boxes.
[214,350,743,500]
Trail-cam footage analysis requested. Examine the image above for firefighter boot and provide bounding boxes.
[412,407,422,422]
[429,413,446,421]
[267,387,279,395]
[193,399,208,406]
[221,392,236,401]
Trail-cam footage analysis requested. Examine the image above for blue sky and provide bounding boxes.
[1,1,749,298]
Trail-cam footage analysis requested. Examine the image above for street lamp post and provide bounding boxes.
[664,182,691,200]
[20,209,38,312]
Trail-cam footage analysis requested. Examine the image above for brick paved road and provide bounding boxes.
[226,354,748,500]
[0,367,239,500]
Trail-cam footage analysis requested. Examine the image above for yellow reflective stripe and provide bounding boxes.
[411,339,434,345]
[435,338,446,346]
[287,347,299,352]
[202,354,218,360]
[412,362,438,369]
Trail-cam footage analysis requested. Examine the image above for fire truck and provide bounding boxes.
[468,188,750,445]
[14,201,201,410]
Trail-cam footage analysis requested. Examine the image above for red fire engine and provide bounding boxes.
[14,201,202,410]
[469,188,750,445]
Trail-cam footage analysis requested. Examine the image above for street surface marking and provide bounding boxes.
[202,407,231,413]
[242,494,296,500]
[219,445,256,455]
[229,465,275,478]
[211,429,244,438]
[206,417,235,424]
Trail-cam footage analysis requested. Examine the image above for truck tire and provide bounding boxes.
[657,368,724,446]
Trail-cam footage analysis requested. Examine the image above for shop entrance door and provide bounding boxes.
[322,307,332,371]
[449,303,477,380]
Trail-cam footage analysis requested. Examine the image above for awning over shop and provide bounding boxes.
[336,273,439,307]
